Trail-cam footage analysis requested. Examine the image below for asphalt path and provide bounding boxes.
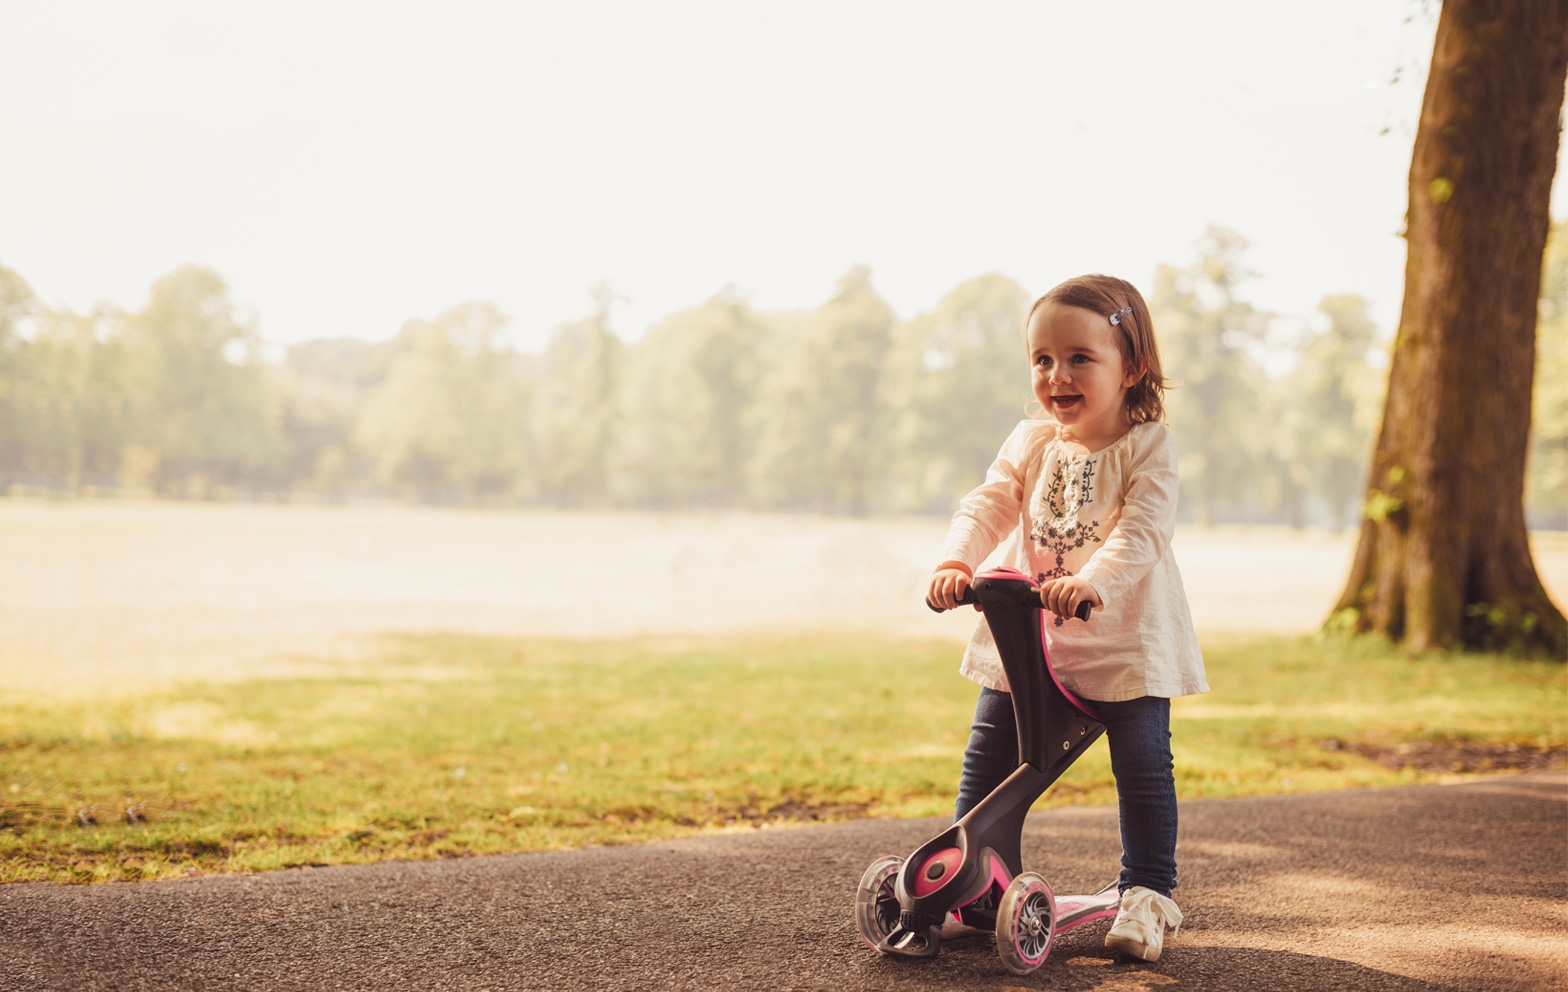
[2,771,1563,992]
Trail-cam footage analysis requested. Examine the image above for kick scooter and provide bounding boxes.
[854,566,1120,975]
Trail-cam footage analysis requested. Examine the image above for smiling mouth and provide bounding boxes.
[1051,394,1083,409]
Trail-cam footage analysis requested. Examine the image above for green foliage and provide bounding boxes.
[616,288,767,507]
[122,267,287,496]
[1153,228,1272,525]
[879,273,1032,513]
[280,336,399,495]
[6,223,1564,524]
[0,266,32,339]
[0,271,134,490]
[0,266,38,484]
[752,267,894,513]
[0,265,286,498]
[2,308,133,490]
[355,302,533,501]
[1529,219,1568,525]
[535,287,623,505]
[1462,601,1544,654]
[1362,488,1406,525]
[2,631,1559,883]
[1272,295,1385,527]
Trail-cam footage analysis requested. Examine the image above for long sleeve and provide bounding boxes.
[1076,425,1180,607]
[938,420,1052,573]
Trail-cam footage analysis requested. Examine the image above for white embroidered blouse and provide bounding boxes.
[937,419,1208,702]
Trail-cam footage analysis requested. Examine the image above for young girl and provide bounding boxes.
[926,274,1206,963]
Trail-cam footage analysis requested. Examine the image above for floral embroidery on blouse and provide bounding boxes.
[1030,451,1104,626]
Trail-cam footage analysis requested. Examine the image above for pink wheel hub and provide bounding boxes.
[912,847,964,897]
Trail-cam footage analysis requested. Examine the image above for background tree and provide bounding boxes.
[121,266,285,497]
[1153,228,1271,526]
[1331,1,1568,654]
[5,307,133,492]
[880,273,1030,513]
[616,288,766,507]
[1527,219,1567,529]
[1272,295,1384,529]
[9,221,1555,525]
[535,286,623,506]
[0,267,39,489]
[281,336,398,497]
[355,302,531,502]
[751,267,893,514]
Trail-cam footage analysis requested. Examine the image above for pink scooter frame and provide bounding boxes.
[854,567,1120,974]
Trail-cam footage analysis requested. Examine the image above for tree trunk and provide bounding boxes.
[1331,0,1568,655]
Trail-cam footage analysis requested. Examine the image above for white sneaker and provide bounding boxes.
[1104,886,1183,962]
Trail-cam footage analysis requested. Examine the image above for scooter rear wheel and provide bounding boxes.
[995,872,1056,974]
[854,855,905,951]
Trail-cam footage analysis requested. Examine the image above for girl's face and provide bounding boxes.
[1027,302,1138,445]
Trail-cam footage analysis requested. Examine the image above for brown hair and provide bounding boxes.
[1026,274,1168,424]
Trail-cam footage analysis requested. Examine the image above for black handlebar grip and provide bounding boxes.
[925,587,978,613]
[926,587,1094,621]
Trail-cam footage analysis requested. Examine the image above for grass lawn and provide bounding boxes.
[1,632,1563,884]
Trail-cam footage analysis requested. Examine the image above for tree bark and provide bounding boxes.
[1332,0,1568,655]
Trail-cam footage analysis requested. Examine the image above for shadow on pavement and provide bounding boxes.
[860,937,1469,991]
[0,772,1561,992]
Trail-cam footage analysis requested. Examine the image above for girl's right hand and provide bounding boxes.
[928,564,977,611]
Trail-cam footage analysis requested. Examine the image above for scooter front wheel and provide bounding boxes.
[995,872,1056,974]
[854,855,905,951]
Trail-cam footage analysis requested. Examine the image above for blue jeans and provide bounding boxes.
[954,686,1178,897]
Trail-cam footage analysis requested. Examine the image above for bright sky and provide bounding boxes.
[1,1,1560,352]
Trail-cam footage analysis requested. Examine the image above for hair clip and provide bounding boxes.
[1108,306,1133,326]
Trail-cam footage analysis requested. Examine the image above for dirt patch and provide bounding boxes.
[729,800,872,826]
[1320,738,1567,774]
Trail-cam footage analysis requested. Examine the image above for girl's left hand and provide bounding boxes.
[1038,576,1102,621]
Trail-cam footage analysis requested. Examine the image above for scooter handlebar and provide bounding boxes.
[926,586,1093,622]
